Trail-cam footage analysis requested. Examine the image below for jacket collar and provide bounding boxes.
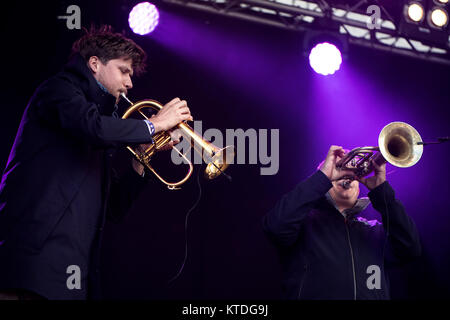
[63,53,117,115]
[325,192,371,219]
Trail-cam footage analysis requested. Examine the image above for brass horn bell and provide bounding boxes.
[336,121,423,177]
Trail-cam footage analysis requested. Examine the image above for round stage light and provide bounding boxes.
[128,2,160,35]
[308,42,342,76]
[435,0,448,4]
[430,8,449,27]
[407,3,425,22]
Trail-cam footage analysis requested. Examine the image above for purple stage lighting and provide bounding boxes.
[309,42,343,76]
[128,2,160,35]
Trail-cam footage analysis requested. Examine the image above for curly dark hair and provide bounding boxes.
[71,25,147,75]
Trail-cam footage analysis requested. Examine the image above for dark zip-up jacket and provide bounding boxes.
[263,170,421,300]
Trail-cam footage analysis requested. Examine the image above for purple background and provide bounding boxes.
[0,0,449,299]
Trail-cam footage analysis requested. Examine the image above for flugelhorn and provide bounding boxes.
[120,93,235,190]
[336,122,423,188]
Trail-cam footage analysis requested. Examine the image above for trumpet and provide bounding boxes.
[336,122,423,188]
[120,93,235,190]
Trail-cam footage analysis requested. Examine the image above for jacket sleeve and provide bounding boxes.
[368,181,422,261]
[262,170,332,246]
[34,78,152,148]
[106,165,150,223]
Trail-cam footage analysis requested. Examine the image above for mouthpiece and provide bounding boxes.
[342,180,351,189]
[120,92,133,105]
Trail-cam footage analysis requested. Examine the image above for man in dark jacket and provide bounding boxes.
[0,27,192,300]
[263,145,421,300]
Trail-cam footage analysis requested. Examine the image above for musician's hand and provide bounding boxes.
[151,98,193,132]
[157,128,183,151]
[356,160,386,190]
[319,145,356,181]
[169,128,182,145]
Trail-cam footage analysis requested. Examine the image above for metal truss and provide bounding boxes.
[160,0,450,66]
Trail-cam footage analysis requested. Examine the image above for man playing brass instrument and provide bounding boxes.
[263,145,421,299]
[0,26,192,300]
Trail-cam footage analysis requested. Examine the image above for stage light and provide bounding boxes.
[434,0,448,4]
[429,7,449,27]
[128,2,160,35]
[406,2,425,22]
[400,1,449,45]
[308,42,342,76]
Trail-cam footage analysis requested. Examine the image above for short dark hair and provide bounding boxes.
[71,25,147,75]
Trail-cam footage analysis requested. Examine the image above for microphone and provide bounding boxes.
[417,136,450,145]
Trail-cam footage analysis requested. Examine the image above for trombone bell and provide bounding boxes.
[336,121,423,178]
[378,121,423,168]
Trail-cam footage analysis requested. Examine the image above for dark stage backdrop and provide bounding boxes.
[1,0,449,299]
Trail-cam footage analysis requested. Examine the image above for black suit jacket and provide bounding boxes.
[0,54,153,299]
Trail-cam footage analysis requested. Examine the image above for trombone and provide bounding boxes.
[336,122,423,187]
